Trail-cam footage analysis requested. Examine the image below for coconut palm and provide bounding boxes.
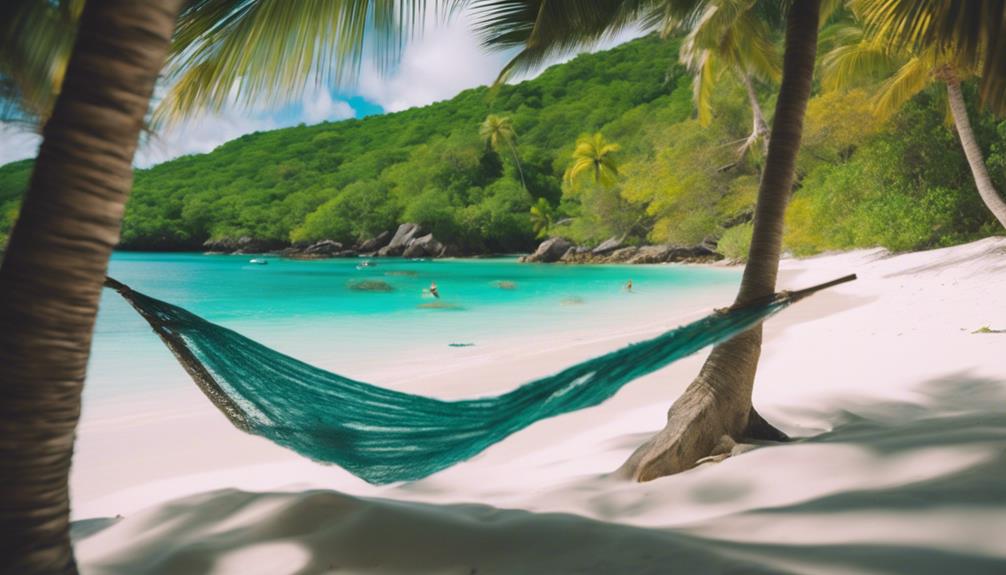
[470,0,821,480]
[675,0,781,157]
[529,196,556,237]
[564,132,622,188]
[480,114,527,190]
[0,2,430,572]
[822,20,1006,229]
[469,0,1006,481]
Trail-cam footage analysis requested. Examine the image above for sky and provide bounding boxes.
[1,13,643,169]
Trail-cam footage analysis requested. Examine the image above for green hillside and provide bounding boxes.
[1,33,1002,255]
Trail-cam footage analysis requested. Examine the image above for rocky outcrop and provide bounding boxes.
[531,238,723,264]
[358,230,392,253]
[592,235,624,255]
[204,236,287,254]
[519,237,573,263]
[274,224,455,260]
[304,239,344,256]
[402,233,445,258]
[378,223,423,257]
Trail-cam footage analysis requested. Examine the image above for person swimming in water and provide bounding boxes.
[625,279,633,292]
[429,281,440,298]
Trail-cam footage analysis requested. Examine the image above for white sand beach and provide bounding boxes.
[71,238,1006,574]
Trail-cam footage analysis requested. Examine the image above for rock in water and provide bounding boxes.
[520,237,572,263]
[347,279,395,292]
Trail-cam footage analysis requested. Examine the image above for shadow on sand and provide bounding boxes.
[75,374,1006,574]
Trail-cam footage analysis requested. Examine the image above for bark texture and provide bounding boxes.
[945,79,1006,229]
[619,0,821,482]
[0,1,184,573]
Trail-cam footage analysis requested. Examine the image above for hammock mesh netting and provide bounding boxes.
[105,275,851,484]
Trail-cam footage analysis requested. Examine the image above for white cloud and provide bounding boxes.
[302,89,355,124]
[358,12,647,113]
[0,124,41,165]
[135,112,278,168]
[358,14,511,112]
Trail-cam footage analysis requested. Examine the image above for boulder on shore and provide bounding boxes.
[403,233,445,258]
[378,223,423,257]
[592,235,624,255]
[520,237,573,263]
[606,246,640,263]
[627,245,672,264]
[358,230,392,253]
[204,236,287,254]
[304,239,344,256]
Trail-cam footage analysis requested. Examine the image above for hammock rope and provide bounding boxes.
[104,273,854,484]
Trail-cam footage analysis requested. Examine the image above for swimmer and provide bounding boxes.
[625,279,633,292]
[429,281,440,298]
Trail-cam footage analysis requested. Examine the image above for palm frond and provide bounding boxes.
[157,0,434,125]
[0,0,80,126]
[820,23,900,92]
[871,52,935,119]
[469,0,701,83]
[854,0,1006,113]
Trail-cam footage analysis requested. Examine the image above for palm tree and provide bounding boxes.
[0,1,429,572]
[564,132,621,188]
[469,0,1006,481]
[0,3,187,572]
[480,114,528,190]
[822,20,1006,229]
[676,0,781,158]
[470,0,820,480]
[529,196,556,237]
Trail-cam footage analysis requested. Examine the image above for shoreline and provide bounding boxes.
[73,238,1006,574]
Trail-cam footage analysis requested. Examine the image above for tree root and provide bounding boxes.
[616,329,789,482]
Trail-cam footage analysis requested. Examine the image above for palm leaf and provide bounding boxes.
[157,0,433,125]
[854,0,1006,113]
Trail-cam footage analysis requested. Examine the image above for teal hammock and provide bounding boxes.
[105,274,853,485]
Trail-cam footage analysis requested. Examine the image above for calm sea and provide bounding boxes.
[88,253,739,402]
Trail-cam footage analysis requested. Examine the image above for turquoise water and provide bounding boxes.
[88,253,739,401]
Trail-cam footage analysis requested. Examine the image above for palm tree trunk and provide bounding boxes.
[739,72,770,158]
[0,1,184,572]
[507,139,528,191]
[945,79,1006,229]
[619,0,821,482]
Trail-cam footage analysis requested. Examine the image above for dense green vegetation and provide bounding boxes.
[0,33,1002,255]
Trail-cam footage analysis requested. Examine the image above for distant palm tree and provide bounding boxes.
[822,20,1006,229]
[564,132,621,188]
[676,0,781,157]
[0,1,429,572]
[480,114,527,190]
[529,196,555,237]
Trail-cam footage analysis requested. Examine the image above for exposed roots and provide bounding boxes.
[616,328,788,482]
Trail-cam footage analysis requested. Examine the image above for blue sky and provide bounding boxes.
[1,13,642,168]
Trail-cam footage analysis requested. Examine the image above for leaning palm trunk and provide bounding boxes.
[945,78,1006,229]
[619,0,821,482]
[0,1,184,572]
[506,139,528,191]
[738,72,770,158]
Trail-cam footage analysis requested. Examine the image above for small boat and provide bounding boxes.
[249,258,268,265]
